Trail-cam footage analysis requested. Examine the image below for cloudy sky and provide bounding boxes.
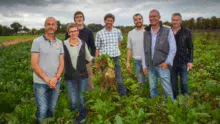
[0,0,219,29]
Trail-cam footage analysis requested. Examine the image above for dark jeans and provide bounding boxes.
[34,82,60,122]
[111,56,127,95]
[66,78,88,122]
[171,64,188,99]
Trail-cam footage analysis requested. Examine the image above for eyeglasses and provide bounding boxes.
[69,30,79,33]
[149,15,158,18]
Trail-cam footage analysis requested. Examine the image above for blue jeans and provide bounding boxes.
[111,56,127,95]
[34,82,60,122]
[134,60,146,84]
[148,66,174,101]
[171,64,188,99]
[66,78,88,122]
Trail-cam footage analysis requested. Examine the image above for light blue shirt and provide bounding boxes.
[142,27,176,68]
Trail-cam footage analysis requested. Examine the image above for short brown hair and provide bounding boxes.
[74,11,85,21]
[133,13,143,20]
[67,23,78,32]
[104,13,115,21]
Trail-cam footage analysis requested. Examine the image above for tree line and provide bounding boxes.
[0,16,219,36]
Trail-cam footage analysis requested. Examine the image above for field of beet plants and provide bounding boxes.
[0,32,219,124]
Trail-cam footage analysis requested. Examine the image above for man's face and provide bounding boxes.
[171,15,182,28]
[75,14,84,25]
[149,11,160,26]
[44,18,57,34]
[105,17,114,29]
[68,27,79,39]
[134,15,143,28]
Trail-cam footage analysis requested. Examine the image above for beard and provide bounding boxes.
[136,24,143,28]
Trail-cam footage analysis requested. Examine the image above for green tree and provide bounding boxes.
[188,18,195,29]
[60,24,67,33]
[196,17,203,29]
[202,18,210,29]
[10,22,22,34]
[87,23,103,32]
[210,16,218,29]
[31,28,37,35]
[57,20,61,32]
[163,21,171,27]
[22,26,30,33]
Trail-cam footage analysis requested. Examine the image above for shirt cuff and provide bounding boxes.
[165,59,173,66]
[142,63,147,69]
[31,51,39,53]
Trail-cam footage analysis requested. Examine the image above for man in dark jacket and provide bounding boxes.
[171,13,194,99]
[65,11,96,92]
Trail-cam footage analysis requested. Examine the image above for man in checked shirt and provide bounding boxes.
[95,13,127,95]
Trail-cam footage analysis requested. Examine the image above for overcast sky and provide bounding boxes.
[0,0,219,29]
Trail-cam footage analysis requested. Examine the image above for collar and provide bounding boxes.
[104,27,113,32]
[150,26,160,35]
[67,38,82,47]
[43,35,57,43]
[145,21,163,31]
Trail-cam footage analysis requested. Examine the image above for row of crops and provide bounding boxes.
[0,33,219,123]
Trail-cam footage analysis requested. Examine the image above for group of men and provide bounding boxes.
[127,10,193,101]
[31,9,193,123]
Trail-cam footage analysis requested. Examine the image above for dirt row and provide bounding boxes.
[2,38,35,46]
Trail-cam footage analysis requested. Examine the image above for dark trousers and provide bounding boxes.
[111,56,127,95]
[171,64,188,99]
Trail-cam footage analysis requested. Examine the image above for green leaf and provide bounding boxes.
[115,115,123,124]
[168,115,175,122]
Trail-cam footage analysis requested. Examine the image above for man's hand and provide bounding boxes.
[126,62,131,71]
[46,77,57,89]
[50,77,58,89]
[45,78,54,89]
[143,68,148,75]
[159,62,169,70]
[187,62,193,71]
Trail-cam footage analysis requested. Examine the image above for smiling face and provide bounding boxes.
[149,11,160,26]
[44,18,57,34]
[172,15,182,28]
[105,17,114,29]
[134,15,143,28]
[68,27,79,39]
[74,14,84,26]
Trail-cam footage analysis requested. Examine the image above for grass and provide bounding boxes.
[0,35,39,42]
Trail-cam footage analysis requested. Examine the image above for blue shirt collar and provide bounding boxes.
[151,27,160,35]
[43,35,57,43]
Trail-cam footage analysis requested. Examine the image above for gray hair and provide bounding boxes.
[149,9,160,17]
[172,13,182,19]
[66,23,78,32]
[44,17,57,26]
